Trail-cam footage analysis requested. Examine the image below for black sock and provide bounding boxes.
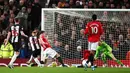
[57,57,65,66]
[88,54,94,66]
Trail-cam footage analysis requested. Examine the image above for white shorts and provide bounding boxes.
[43,48,57,58]
[82,60,88,67]
[88,42,98,51]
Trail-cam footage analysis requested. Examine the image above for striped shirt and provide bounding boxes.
[29,36,40,51]
[9,24,23,43]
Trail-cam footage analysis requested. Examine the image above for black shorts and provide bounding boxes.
[12,42,21,52]
[32,49,41,58]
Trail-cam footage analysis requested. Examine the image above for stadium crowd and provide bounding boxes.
[46,0,130,8]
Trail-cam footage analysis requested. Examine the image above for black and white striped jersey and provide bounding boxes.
[9,24,23,43]
[29,36,40,51]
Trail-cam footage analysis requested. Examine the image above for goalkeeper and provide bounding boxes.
[94,41,124,67]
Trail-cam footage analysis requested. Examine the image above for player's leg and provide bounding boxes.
[88,42,98,70]
[55,53,66,67]
[32,49,42,67]
[8,43,20,69]
[26,50,33,64]
[27,55,33,64]
[8,51,19,69]
[46,48,66,67]
[82,60,89,71]
[40,48,47,64]
[101,53,107,67]
[107,52,124,66]
[88,42,94,65]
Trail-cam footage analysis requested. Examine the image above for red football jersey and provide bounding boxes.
[83,50,90,60]
[39,34,51,51]
[84,20,103,42]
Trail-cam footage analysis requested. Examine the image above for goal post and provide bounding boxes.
[41,9,130,67]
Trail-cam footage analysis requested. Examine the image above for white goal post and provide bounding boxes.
[41,9,130,67]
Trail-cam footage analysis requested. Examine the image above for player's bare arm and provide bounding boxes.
[5,31,11,45]
[21,31,28,38]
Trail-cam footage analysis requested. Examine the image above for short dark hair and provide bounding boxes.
[92,14,97,20]
[37,31,45,37]
[15,18,19,22]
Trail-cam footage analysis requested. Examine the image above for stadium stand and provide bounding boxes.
[43,0,130,8]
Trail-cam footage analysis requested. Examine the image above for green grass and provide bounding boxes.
[0,67,130,73]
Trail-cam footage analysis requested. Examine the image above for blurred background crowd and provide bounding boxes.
[43,0,130,8]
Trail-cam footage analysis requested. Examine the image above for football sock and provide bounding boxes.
[9,53,19,65]
[115,60,123,66]
[34,58,41,66]
[88,54,94,66]
[57,57,65,66]
[28,55,33,63]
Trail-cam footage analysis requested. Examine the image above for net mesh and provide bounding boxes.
[42,9,130,67]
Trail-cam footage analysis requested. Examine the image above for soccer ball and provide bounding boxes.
[77,46,82,51]
[51,62,57,67]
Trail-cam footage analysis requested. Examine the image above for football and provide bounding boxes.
[77,46,82,51]
[51,62,57,67]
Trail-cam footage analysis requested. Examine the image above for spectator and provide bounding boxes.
[57,0,66,8]
[69,0,75,8]
[118,34,129,59]
[0,39,14,58]
[125,3,130,8]
[88,1,94,8]
[3,0,9,11]
[16,7,28,31]
[98,1,104,8]
[9,0,16,10]
[64,2,70,8]
[27,7,32,32]
[62,44,71,58]
[110,3,115,8]
[106,34,113,48]
[75,1,83,8]
[31,0,42,30]
[19,38,28,58]
[53,41,62,53]
[18,0,26,10]
[12,6,19,16]
[125,34,130,49]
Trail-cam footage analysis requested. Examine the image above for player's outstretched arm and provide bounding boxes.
[21,31,28,38]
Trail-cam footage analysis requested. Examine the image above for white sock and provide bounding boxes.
[9,52,18,65]
[28,55,33,63]
[41,48,46,62]
[34,58,41,66]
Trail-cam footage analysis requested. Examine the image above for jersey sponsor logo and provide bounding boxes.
[11,26,20,36]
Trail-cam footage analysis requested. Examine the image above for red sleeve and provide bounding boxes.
[84,23,89,35]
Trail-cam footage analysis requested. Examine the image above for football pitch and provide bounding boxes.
[0,67,130,73]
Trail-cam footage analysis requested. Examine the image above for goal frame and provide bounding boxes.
[41,8,130,31]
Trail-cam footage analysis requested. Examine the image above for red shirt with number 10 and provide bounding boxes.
[84,20,103,42]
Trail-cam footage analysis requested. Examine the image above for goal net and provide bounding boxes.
[42,9,130,67]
